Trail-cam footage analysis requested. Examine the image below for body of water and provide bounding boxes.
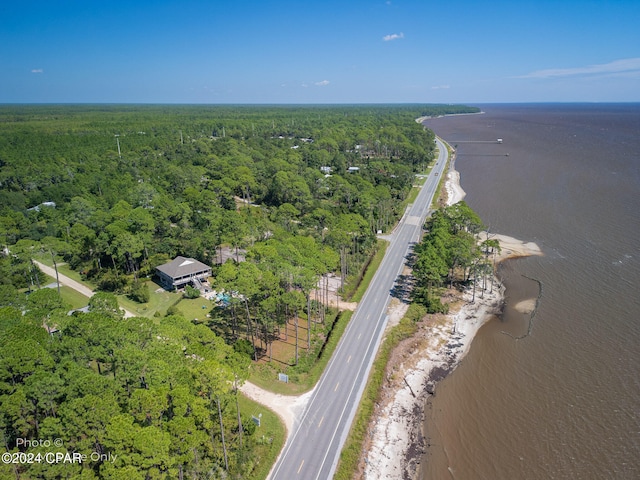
[420,104,640,479]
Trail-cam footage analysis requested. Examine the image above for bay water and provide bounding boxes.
[420,104,640,479]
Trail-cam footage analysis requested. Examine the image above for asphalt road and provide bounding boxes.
[269,137,449,480]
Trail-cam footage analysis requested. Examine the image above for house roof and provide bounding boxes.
[156,256,211,279]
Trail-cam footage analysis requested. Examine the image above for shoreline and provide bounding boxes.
[361,164,543,479]
[415,111,485,124]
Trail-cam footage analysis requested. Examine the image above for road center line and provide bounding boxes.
[334,382,340,392]
[318,416,324,428]
[297,459,304,474]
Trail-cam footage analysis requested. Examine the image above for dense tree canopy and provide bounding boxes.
[412,201,486,312]
[0,104,480,478]
[0,289,258,479]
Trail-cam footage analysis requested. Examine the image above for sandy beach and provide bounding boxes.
[361,164,543,479]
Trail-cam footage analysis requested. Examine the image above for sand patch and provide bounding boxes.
[514,298,537,314]
[489,233,543,261]
[445,169,466,205]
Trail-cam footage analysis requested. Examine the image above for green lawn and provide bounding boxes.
[116,280,180,318]
[237,393,286,480]
[174,296,214,322]
[57,263,98,290]
[59,286,91,310]
[34,272,90,310]
[31,250,98,289]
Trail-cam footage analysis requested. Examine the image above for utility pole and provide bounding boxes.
[50,250,60,296]
[216,396,229,472]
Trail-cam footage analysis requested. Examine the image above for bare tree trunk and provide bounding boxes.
[31,259,41,289]
[235,379,243,450]
[294,308,299,366]
[216,396,229,472]
[307,293,311,352]
[50,250,61,296]
[471,262,477,303]
[244,299,257,361]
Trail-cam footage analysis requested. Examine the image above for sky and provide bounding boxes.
[2,0,639,104]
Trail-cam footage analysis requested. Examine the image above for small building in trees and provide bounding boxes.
[156,256,212,291]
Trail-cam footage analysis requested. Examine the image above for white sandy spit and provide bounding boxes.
[445,168,466,205]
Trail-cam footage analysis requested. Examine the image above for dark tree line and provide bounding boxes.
[412,201,498,312]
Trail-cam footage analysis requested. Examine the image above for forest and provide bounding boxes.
[0,103,479,479]
[412,201,501,312]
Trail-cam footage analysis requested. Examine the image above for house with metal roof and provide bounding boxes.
[155,256,212,290]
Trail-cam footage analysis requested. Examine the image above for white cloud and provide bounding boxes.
[31,69,44,74]
[383,32,404,42]
[431,85,450,90]
[516,58,640,79]
[315,80,330,86]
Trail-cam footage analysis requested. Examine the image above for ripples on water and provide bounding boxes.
[421,104,640,480]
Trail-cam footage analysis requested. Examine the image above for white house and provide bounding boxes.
[156,256,212,290]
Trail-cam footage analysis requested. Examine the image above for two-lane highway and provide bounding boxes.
[269,137,449,480]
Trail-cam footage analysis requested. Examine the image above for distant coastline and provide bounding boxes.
[415,110,485,124]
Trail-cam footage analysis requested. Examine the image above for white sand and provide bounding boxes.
[514,298,537,314]
[239,381,314,436]
[490,233,543,261]
[445,168,466,205]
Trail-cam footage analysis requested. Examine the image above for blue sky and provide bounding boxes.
[2,0,639,103]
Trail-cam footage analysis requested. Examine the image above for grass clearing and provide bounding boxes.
[116,281,179,318]
[59,286,90,310]
[31,272,90,310]
[249,310,351,395]
[238,393,286,480]
[175,296,214,321]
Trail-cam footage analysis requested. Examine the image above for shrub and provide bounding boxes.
[233,338,255,359]
[425,296,449,314]
[129,280,149,303]
[183,285,200,299]
[96,269,127,293]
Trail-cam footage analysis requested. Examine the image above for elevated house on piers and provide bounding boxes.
[155,256,212,291]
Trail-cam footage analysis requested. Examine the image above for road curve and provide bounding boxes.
[269,137,449,480]
[33,260,136,318]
